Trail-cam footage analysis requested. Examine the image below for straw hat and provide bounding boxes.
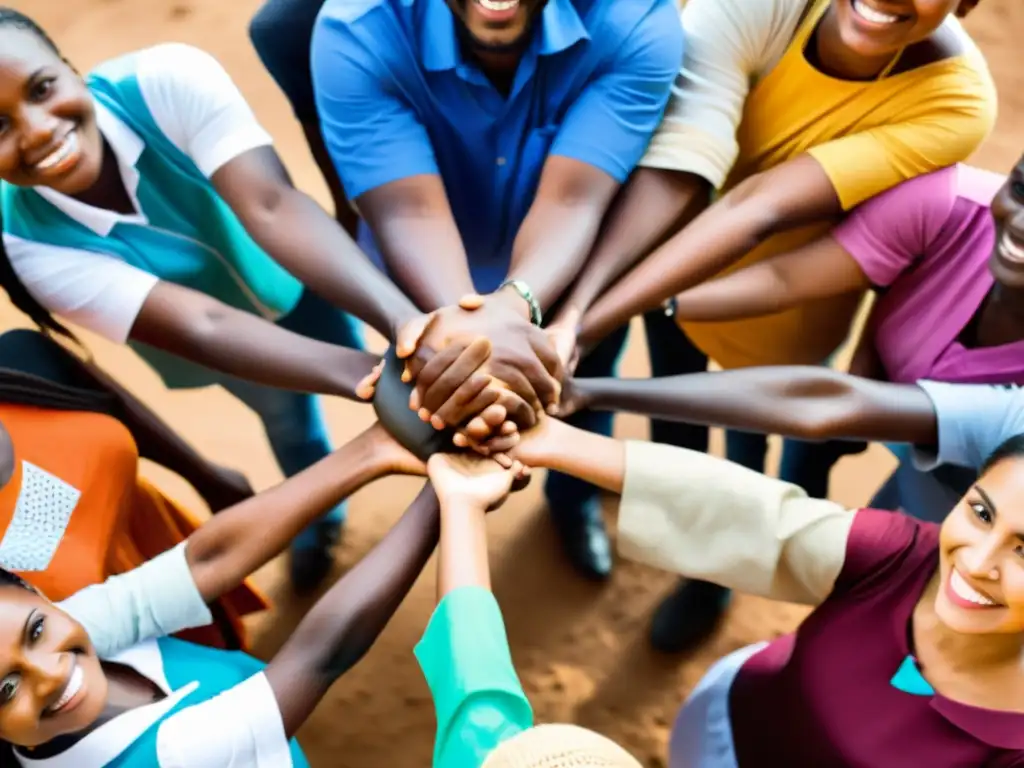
[482,724,643,768]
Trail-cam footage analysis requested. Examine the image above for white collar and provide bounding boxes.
[14,639,200,768]
[33,101,148,236]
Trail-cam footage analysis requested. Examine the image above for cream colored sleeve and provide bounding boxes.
[616,441,855,605]
[639,0,805,188]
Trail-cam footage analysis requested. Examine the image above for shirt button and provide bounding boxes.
[496,157,506,166]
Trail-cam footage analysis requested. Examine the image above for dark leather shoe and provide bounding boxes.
[289,519,343,594]
[550,497,613,581]
[649,579,731,653]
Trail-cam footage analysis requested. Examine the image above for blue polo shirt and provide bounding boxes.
[311,0,682,283]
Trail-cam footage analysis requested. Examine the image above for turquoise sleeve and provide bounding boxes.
[415,587,534,768]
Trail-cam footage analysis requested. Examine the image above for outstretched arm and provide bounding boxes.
[184,423,418,602]
[265,483,442,735]
[514,417,857,606]
[568,367,938,445]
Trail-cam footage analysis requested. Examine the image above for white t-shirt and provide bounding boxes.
[3,43,273,344]
[16,543,294,767]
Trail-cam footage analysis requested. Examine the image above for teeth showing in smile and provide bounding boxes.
[34,131,78,172]
[1000,231,1024,262]
[478,0,518,11]
[852,0,901,24]
[47,664,83,714]
[950,569,997,607]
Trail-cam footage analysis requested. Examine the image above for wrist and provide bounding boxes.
[438,495,488,517]
[494,280,541,325]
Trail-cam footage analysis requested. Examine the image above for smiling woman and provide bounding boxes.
[497,415,1024,766]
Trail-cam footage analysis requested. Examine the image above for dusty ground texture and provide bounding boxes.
[9,0,1024,765]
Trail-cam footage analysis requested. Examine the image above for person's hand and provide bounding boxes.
[356,352,515,454]
[363,422,427,476]
[549,376,591,419]
[507,412,567,469]
[396,292,564,428]
[544,307,582,377]
[198,465,255,513]
[427,452,527,511]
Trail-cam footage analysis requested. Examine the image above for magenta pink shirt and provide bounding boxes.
[832,164,1023,385]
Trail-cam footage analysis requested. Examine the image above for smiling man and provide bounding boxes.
[250,0,682,580]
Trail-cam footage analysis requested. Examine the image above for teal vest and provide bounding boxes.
[1,52,303,388]
[108,637,309,767]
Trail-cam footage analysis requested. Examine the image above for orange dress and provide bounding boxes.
[0,403,267,649]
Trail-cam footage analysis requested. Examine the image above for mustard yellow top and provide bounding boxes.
[642,0,997,368]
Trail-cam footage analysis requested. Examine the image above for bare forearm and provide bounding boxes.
[505,200,608,312]
[269,483,441,734]
[558,168,710,318]
[438,500,491,599]
[241,190,420,340]
[187,429,382,602]
[519,419,627,495]
[133,297,378,400]
[578,158,840,346]
[373,215,475,312]
[575,368,938,443]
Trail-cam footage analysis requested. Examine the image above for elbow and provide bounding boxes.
[783,370,863,441]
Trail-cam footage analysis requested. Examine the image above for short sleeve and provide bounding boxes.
[830,167,959,287]
[133,43,273,178]
[4,234,159,343]
[831,509,938,597]
[807,61,997,210]
[549,0,683,182]
[415,587,533,768]
[156,673,294,768]
[58,543,212,658]
[311,12,439,200]
[639,0,805,187]
[913,381,1024,472]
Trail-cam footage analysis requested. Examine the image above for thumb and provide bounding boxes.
[396,312,436,359]
[458,293,486,311]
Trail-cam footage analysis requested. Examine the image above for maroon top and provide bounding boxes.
[729,509,1024,767]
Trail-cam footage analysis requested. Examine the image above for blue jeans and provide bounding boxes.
[641,310,836,494]
[869,444,976,524]
[249,0,325,122]
[222,290,363,548]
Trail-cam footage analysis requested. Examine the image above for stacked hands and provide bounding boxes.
[356,291,589,466]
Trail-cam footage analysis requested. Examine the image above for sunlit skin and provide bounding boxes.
[822,0,967,70]
[0,28,103,197]
[0,588,107,748]
[932,456,1024,643]
[987,154,1024,292]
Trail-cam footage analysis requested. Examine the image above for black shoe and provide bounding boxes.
[550,496,613,581]
[649,579,731,653]
[289,519,343,594]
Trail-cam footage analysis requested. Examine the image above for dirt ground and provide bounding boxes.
[8,0,1024,765]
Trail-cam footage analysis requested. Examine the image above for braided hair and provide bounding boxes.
[0,8,76,341]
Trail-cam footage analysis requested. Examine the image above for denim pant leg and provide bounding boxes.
[643,310,710,453]
[249,0,325,122]
[222,291,364,547]
[777,437,867,498]
[869,444,975,523]
[544,324,630,516]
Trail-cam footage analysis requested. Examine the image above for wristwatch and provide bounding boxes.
[499,279,543,327]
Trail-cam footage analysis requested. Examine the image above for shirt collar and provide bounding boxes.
[421,0,588,72]
[14,639,199,768]
[33,101,147,236]
[891,556,1024,750]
